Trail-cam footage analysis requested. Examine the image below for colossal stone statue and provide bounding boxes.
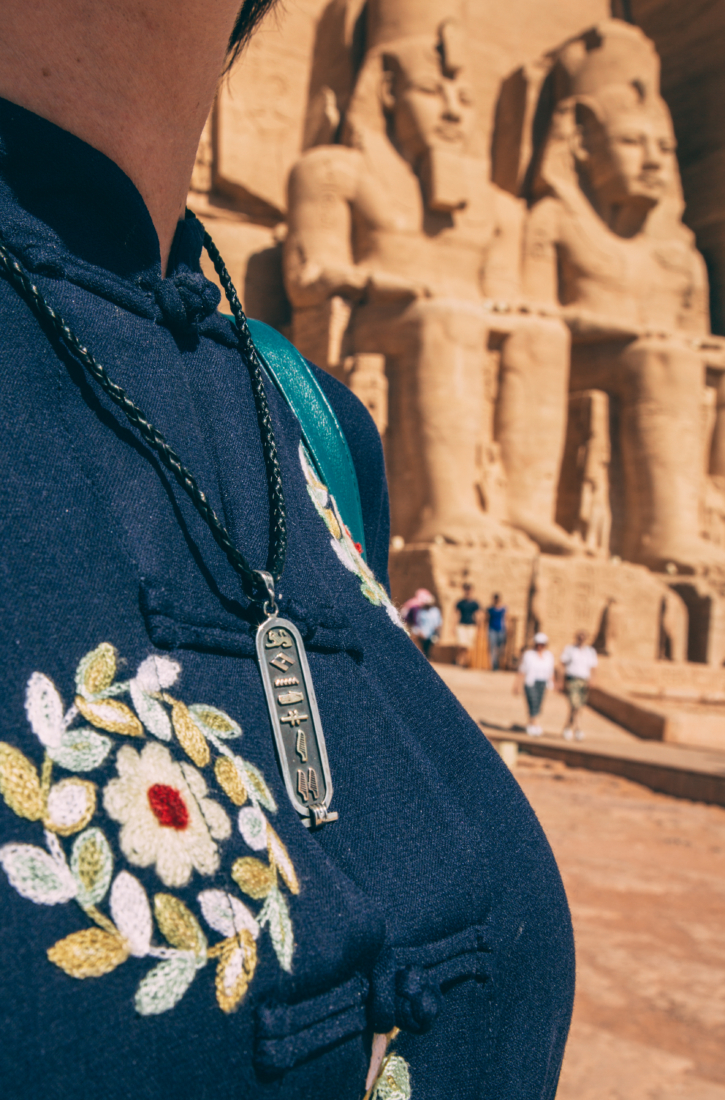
[501,19,725,574]
[284,0,577,553]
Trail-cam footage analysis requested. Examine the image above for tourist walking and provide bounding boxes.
[560,631,598,741]
[515,633,555,735]
[403,588,442,658]
[486,592,507,670]
[455,582,480,665]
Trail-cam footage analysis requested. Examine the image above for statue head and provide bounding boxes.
[572,82,677,214]
[342,0,475,210]
[379,22,475,169]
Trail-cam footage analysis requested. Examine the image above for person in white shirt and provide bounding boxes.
[514,632,555,736]
[559,631,599,741]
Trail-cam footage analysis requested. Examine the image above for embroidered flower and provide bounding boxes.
[103,743,231,888]
[299,443,403,626]
[1,646,300,1017]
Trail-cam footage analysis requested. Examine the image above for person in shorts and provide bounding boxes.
[559,631,598,741]
[515,632,555,736]
[455,583,480,666]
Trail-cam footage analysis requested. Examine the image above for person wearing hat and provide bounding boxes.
[402,588,442,659]
[515,633,556,735]
[0,0,573,1097]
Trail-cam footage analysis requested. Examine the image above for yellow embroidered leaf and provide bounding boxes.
[215,930,257,1013]
[75,697,143,737]
[44,778,97,836]
[0,743,44,821]
[188,705,241,740]
[267,825,299,895]
[231,856,275,900]
[322,506,342,540]
[48,927,129,978]
[154,893,207,958]
[214,757,247,806]
[76,643,117,697]
[170,702,210,768]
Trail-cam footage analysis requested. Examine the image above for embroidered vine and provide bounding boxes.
[0,643,299,1017]
[299,443,402,627]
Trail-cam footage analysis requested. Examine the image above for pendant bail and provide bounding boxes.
[255,570,278,617]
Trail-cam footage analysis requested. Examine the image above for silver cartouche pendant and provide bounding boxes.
[256,615,338,828]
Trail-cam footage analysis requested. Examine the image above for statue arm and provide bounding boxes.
[284,148,369,309]
[482,187,524,301]
[520,197,560,309]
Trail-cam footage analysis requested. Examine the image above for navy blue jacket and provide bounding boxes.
[0,98,574,1100]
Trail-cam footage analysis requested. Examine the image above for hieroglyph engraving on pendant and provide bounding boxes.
[256,616,337,828]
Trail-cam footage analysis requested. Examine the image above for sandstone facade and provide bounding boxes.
[190,2,725,668]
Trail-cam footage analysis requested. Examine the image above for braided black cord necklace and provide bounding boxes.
[0,228,286,608]
[0,229,337,827]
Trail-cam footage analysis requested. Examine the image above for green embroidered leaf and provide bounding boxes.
[49,727,113,772]
[25,672,64,749]
[129,682,172,741]
[259,885,294,973]
[0,743,44,821]
[154,894,207,959]
[236,757,277,813]
[371,1054,412,1100]
[134,954,197,1016]
[0,842,76,904]
[71,828,113,908]
[48,927,129,978]
[189,704,242,741]
[75,643,117,698]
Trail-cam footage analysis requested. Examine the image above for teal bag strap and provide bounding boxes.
[243,318,367,560]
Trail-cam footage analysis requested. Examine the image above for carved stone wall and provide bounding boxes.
[188,2,725,666]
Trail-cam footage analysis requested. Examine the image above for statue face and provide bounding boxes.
[384,41,475,164]
[577,92,677,208]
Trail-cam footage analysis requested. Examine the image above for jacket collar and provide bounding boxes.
[0,96,223,334]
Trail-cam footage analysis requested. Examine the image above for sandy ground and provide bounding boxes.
[519,758,725,1099]
[433,665,725,1099]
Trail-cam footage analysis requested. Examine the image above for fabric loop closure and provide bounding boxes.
[254,974,369,1074]
[151,270,221,334]
[371,925,492,1034]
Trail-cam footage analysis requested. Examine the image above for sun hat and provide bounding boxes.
[534,632,549,645]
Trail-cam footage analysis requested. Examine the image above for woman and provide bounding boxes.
[515,632,556,736]
[0,3,574,1098]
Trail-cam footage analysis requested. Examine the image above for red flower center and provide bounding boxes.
[147,784,189,830]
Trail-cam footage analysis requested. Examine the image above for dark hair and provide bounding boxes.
[226,0,279,68]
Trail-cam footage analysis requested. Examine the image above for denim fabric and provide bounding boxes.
[488,628,507,671]
[0,97,574,1100]
[524,681,548,718]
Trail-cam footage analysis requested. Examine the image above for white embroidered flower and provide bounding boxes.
[103,743,231,888]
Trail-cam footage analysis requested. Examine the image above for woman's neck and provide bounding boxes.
[0,0,242,272]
